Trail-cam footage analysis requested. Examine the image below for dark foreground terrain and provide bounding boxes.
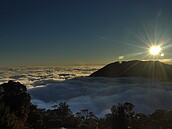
[90,60,172,81]
[1,79,172,129]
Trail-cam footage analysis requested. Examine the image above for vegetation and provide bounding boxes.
[1,80,172,129]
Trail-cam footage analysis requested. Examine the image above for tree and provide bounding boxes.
[44,102,77,128]
[27,104,46,129]
[0,81,32,129]
[0,98,16,129]
[130,113,148,129]
[76,109,98,129]
[0,80,31,119]
[105,102,135,129]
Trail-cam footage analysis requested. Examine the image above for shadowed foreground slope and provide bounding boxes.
[90,60,172,81]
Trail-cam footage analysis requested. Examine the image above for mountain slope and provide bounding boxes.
[90,60,172,81]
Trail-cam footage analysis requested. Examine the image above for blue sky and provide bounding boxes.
[1,0,172,65]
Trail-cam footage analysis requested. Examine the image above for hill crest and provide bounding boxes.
[90,60,172,81]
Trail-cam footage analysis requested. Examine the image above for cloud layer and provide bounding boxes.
[0,66,100,88]
[1,66,172,117]
[29,77,172,117]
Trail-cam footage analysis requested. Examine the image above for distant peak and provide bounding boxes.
[90,60,172,81]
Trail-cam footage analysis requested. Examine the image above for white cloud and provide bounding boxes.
[29,77,172,117]
[0,65,101,88]
[1,66,172,117]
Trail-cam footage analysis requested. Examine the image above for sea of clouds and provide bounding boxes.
[1,65,172,117]
[0,65,100,88]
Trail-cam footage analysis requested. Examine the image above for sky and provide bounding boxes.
[1,0,172,66]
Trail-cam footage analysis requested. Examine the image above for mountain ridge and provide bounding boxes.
[89,60,172,81]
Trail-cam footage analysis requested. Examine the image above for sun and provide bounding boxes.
[149,46,161,55]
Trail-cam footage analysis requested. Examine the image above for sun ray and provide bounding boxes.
[159,62,168,81]
[121,60,140,75]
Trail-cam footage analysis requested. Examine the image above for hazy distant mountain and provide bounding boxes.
[90,60,172,81]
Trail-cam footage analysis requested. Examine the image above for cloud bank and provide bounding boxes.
[1,65,172,117]
[0,66,101,88]
[29,77,172,117]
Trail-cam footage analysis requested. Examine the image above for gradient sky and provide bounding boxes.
[1,0,172,66]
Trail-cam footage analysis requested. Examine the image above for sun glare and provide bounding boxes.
[149,46,161,55]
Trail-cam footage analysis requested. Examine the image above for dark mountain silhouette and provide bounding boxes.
[90,60,172,81]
